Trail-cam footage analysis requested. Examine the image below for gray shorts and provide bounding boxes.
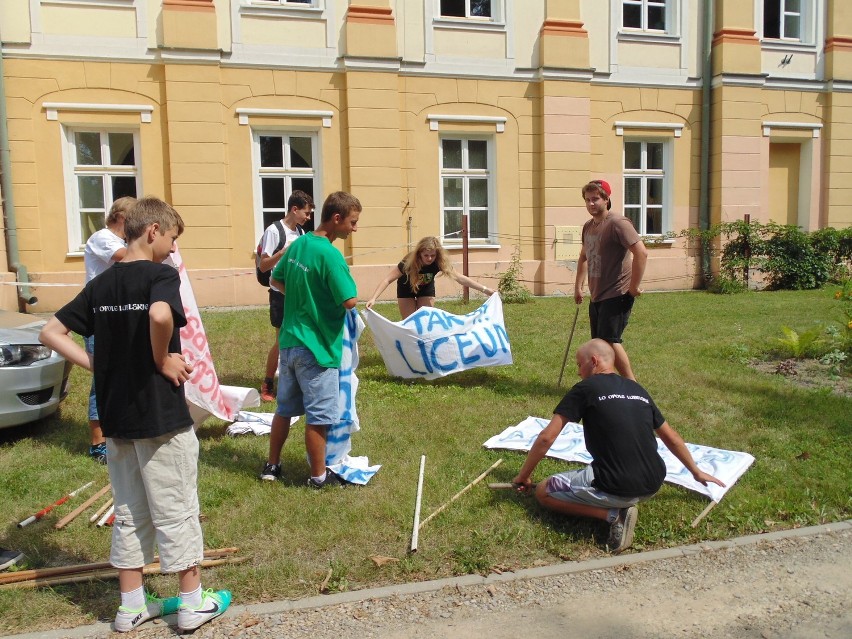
[106,427,203,572]
[276,345,339,425]
[545,465,652,509]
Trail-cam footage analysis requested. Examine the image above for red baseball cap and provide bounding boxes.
[592,179,611,197]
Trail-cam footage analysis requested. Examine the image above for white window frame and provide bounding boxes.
[621,0,670,33]
[622,139,671,237]
[439,136,496,246]
[436,0,501,22]
[62,126,141,254]
[245,0,321,9]
[250,130,320,239]
[760,0,816,45]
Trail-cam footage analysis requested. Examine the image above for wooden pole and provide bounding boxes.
[89,498,114,524]
[55,484,112,529]
[419,459,503,530]
[96,504,114,528]
[410,455,426,553]
[487,482,538,490]
[690,500,718,528]
[557,305,581,387]
[462,214,469,303]
[17,481,94,527]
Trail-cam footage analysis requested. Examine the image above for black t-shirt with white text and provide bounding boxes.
[55,260,192,439]
[554,373,666,497]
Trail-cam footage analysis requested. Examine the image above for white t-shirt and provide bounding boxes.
[261,221,303,289]
[84,228,126,282]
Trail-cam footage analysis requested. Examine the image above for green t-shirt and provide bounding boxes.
[271,232,357,368]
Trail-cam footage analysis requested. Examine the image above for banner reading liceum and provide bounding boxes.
[362,293,513,380]
[483,416,755,502]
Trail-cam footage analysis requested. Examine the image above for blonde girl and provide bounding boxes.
[365,236,495,319]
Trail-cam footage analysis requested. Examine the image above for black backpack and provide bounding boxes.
[255,220,286,287]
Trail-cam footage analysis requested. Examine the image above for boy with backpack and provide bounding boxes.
[256,190,313,401]
[40,197,231,632]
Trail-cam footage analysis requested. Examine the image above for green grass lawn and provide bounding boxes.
[1,289,850,634]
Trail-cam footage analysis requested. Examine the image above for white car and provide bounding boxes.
[0,310,71,429]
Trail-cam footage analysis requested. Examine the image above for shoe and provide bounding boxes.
[607,506,638,554]
[307,470,346,489]
[89,443,107,464]
[259,381,275,402]
[0,548,24,571]
[114,592,181,632]
[177,589,232,631]
[259,462,281,482]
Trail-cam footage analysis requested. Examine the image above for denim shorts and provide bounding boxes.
[83,335,98,421]
[107,427,203,572]
[545,466,651,509]
[589,293,635,344]
[276,346,340,425]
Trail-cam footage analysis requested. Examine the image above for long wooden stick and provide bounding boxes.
[89,498,114,523]
[0,547,241,585]
[690,500,718,528]
[558,305,582,387]
[0,556,248,590]
[17,481,94,527]
[410,455,426,553]
[487,482,538,490]
[419,459,503,530]
[55,484,112,529]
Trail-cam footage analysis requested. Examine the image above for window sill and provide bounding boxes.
[433,17,506,32]
[617,30,681,44]
[643,237,676,247]
[443,242,502,251]
[760,39,817,52]
[66,251,84,259]
[241,2,324,19]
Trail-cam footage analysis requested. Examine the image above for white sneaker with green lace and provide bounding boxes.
[114,591,181,632]
[177,588,232,631]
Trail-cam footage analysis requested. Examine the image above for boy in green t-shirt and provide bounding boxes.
[259,191,361,488]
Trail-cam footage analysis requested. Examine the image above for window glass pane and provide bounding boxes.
[82,212,105,242]
[289,137,312,168]
[625,208,641,232]
[469,210,489,238]
[647,178,663,205]
[624,178,641,205]
[291,178,315,231]
[108,133,134,166]
[648,6,665,31]
[75,132,102,165]
[469,179,488,208]
[443,210,461,238]
[261,177,286,209]
[764,0,781,38]
[783,15,800,38]
[442,139,462,168]
[468,140,488,169]
[470,0,491,18]
[440,0,465,17]
[443,178,463,207]
[624,142,642,169]
[646,208,662,235]
[786,0,801,12]
[623,3,641,28]
[260,136,284,167]
[647,143,664,170]
[78,175,104,209]
[112,176,137,200]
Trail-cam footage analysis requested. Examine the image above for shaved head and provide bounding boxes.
[575,339,616,378]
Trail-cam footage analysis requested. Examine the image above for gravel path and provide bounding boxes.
[15,522,851,639]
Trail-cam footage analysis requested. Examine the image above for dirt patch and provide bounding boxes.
[750,358,852,398]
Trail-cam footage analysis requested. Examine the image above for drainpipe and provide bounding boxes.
[698,0,714,285]
[0,44,37,310]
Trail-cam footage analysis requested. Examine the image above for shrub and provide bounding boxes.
[761,223,832,290]
[495,245,533,304]
[706,274,747,295]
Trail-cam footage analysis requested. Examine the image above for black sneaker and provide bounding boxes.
[607,506,638,554]
[0,548,24,571]
[307,470,345,489]
[89,443,107,464]
[259,462,281,481]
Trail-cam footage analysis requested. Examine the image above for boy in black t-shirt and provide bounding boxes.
[513,339,724,554]
[40,197,231,633]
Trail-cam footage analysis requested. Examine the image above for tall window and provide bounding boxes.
[440,137,493,243]
[623,140,666,235]
[67,129,139,250]
[764,0,803,40]
[255,133,317,231]
[440,0,492,19]
[622,0,667,32]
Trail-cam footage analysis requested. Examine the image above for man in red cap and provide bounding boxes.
[573,179,648,380]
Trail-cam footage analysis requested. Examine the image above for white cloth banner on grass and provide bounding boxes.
[362,293,513,380]
[226,309,380,485]
[167,248,260,425]
[483,416,755,502]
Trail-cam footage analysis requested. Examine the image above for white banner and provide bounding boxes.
[483,416,755,502]
[362,293,513,380]
[167,247,259,424]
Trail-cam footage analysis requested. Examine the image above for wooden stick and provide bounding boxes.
[17,481,94,527]
[55,484,112,529]
[487,482,538,490]
[0,547,240,585]
[419,459,503,530]
[96,504,114,528]
[690,500,718,528]
[89,498,114,523]
[0,556,248,590]
[410,455,426,553]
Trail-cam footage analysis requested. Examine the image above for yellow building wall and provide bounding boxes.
[41,5,137,38]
